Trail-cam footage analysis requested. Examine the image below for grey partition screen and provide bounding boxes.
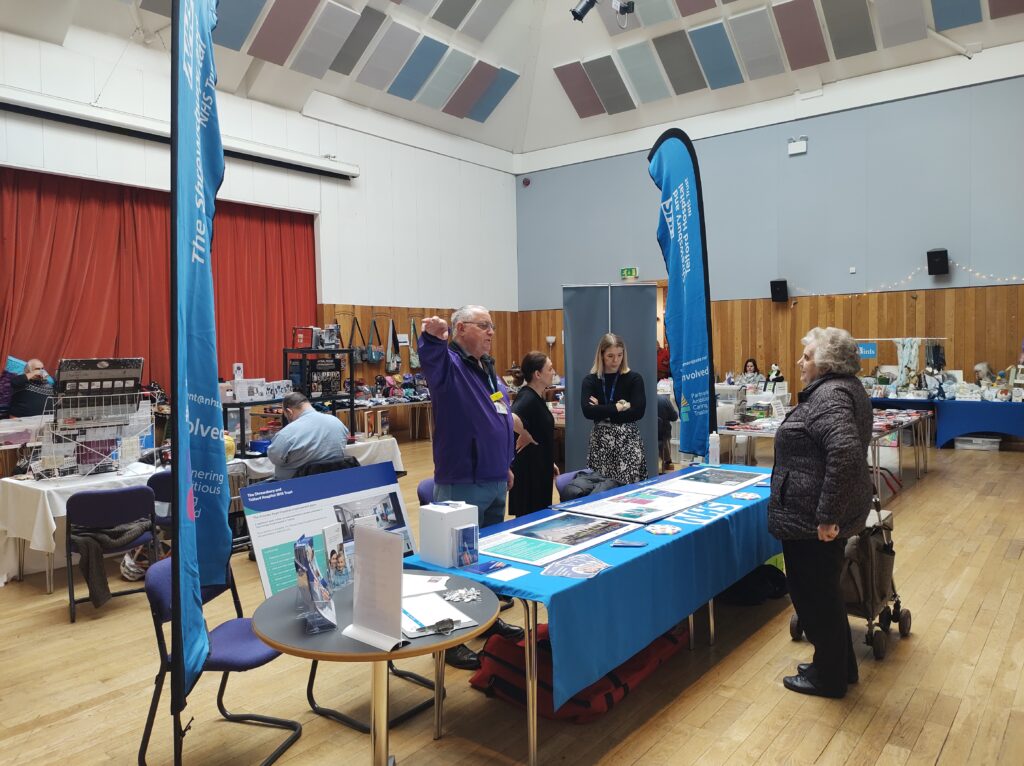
[562,283,658,477]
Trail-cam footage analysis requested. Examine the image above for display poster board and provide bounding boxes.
[479,512,638,566]
[566,467,765,524]
[242,462,414,597]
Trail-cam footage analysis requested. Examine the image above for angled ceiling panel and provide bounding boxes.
[728,8,785,80]
[416,49,475,108]
[139,0,171,17]
[617,41,671,103]
[356,22,420,90]
[772,0,830,70]
[330,6,387,75]
[635,0,677,26]
[688,22,744,89]
[990,0,1024,19]
[432,0,477,30]
[930,0,982,30]
[247,0,319,66]
[461,0,512,42]
[400,0,441,13]
[553,62,606,118]
[675,0,715,15]
[443,61,499,117]
[875,0,928,48]
[652,29,707,94]
[212,0,266,51]
[291,2,361,79]
[582,56,636,115]
[388,36,449,100]
[597,1,641,34]
[467,68,519,122]
[820,0,876,60]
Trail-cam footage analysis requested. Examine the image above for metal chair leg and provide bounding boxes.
[138,666,166,765]
[216,672,302,766]
[67,552,76,624]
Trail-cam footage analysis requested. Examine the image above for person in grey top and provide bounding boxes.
[267,392,349,480]
[768,327,872,700]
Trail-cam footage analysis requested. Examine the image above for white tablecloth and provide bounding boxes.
[0,463,156,584]
[232,435,405,480]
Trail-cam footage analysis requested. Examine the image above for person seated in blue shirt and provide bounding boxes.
[267,391,349,480]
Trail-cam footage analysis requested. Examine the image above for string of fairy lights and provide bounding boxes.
[786,259,1024,300]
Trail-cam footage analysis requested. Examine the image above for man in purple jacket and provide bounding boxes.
[419,305,524,669]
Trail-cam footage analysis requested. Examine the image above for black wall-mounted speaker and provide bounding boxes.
[770,279,789,302]
[927,248,949,276]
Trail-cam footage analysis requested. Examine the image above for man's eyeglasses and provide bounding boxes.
[467,321,496,332]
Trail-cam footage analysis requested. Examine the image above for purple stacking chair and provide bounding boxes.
[555,469,582,502]
[65,485,157,623]
[416,477,434,506]
[147,469,173,535]
[138,557,301,765]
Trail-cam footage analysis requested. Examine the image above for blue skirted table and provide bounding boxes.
[934,399,1024,448]
[407,464,779,766]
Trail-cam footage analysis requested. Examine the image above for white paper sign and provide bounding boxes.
[343,525,403,651]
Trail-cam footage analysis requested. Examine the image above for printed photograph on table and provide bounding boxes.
[663,467,764,496]
[570,485,710,524]
[479,512,638,567]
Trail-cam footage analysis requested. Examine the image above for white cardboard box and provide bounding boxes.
[419,502,477,568]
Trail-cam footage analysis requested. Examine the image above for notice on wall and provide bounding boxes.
[242,462,414,597]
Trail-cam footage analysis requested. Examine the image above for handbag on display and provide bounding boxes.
[365,318,385,364]
[346,316,367,363]
[385,318,402,374]
[408,317,421,369]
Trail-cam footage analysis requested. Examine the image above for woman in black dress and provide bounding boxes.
[509,352,558,517]
[581,333,647,484]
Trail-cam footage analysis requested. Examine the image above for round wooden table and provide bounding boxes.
[252,572,499,765]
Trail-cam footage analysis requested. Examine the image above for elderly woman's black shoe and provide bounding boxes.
[783,674,845,698]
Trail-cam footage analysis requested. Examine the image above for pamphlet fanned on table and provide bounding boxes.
[294,535,337,633]
[478,512,638,566]
[400,592,477,638]
[452,523,479,567]
[342,525,404,651]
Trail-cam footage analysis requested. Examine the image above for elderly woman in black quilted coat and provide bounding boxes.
[769,326,873,699]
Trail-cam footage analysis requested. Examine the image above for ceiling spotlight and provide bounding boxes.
[571,0,598,21]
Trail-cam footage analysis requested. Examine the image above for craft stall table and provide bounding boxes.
[0,463,157,590]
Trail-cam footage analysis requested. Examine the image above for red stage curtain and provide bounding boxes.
[0,168,316,393]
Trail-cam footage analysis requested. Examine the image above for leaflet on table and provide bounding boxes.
[569,485,712,524]
[541,553,609,579]
[322,522,352,590]
[658,467,764,497]
[241,462,416,597]
[478,512,638,567]
[402,573,449,597]
[294,535,337,632]
[400,592,476,638]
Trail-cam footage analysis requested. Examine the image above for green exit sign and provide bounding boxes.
[620,267,639,280]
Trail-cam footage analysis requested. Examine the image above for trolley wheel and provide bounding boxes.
[878,606,893,633]
[898,609,912,638]
[789,613,803,641]
[872,629,888,660]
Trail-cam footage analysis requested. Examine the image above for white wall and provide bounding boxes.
[0,27,519,311]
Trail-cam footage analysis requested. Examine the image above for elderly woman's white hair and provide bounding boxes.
[801,327,861,376]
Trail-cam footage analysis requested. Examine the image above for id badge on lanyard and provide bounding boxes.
[491,390,508,415]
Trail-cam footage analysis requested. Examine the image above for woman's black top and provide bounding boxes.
[580,371,646,424]
[509,386,556,517]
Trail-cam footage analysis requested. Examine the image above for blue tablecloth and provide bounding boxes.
[871,398,936,411]
[407,464,780,709]
[934,399,1024,448]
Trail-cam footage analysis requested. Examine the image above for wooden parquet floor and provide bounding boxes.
[2,442,1023,765]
